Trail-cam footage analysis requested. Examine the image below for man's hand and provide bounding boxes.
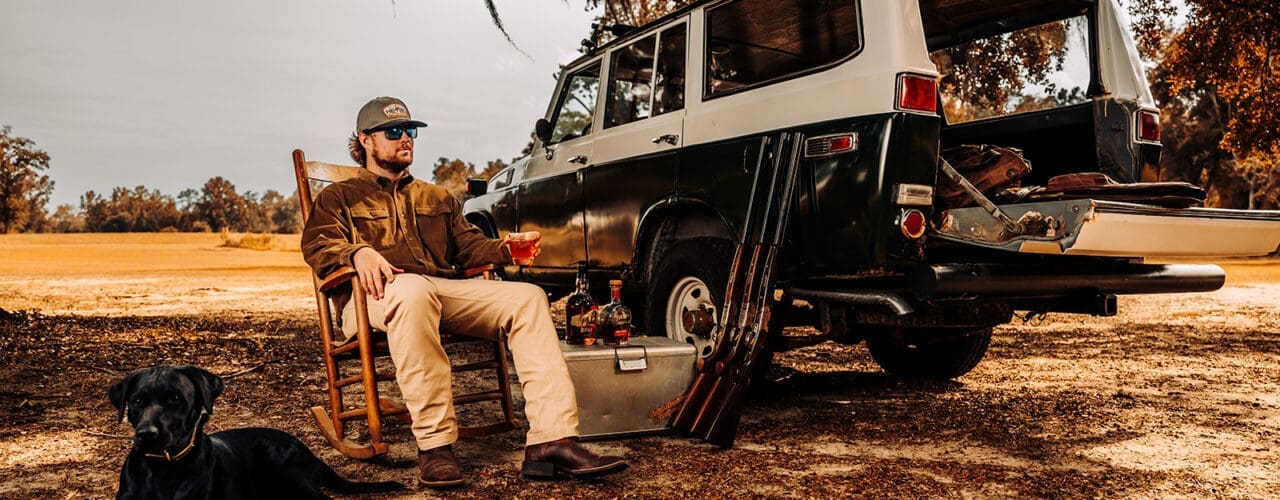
[502,231,542,267]
[352,247,402,300]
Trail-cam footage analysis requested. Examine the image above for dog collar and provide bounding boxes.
[143,412,206,462]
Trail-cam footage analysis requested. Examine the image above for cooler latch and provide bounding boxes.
[615,345,648,372]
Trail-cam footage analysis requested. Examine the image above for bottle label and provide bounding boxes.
[569,309,597,329]
[602,326,630,345]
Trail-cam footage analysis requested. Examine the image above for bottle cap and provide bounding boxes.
[609,279,623,286]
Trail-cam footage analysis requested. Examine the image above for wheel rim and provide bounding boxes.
[665,276,717,358]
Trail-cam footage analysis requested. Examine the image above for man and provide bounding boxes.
[301,97,625,488]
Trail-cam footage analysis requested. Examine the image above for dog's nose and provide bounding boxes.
[135,424,160,442]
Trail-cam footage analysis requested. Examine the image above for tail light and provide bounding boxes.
[899,209,927,239]
[1136,109,1161,143]
[896,74,937,114]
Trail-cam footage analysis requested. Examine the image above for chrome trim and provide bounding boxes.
[803,132,859,158]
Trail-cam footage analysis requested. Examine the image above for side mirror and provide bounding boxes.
[534,118,553,144]
[467,177,488,197]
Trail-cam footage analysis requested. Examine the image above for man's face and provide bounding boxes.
[362,127,415,173]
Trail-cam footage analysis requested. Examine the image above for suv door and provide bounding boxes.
[585,22,688,269]
[519,61,602,277]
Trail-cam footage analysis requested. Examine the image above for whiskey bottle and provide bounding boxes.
[598,280,632,346]
[564,262,597,345]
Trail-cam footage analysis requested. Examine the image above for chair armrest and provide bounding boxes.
[457,264,496,279]
[318,267,358,293]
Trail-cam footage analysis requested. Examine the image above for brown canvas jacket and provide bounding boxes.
[301,168,511,280]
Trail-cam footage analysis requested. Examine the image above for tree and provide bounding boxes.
[481,159,508,180]
[251,189,301,234]
[79,186,181,232]
[21,175,54,233]
[431,157,478,199]
[0,126,53,233]
[586,0,693,28]
[1131,0,1280,208]
[47,204,84,233]
[193,177,249,232]
[485,1,692,51]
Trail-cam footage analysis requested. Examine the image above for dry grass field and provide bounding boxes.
[0,232,312,317]
[0,233,1277,498]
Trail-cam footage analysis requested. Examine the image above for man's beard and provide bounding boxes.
[372,144,413,173]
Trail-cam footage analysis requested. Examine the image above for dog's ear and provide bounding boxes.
[177,365,224,415]
[108,369,143,423]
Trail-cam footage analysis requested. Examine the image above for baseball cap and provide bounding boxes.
[356,96,429,134]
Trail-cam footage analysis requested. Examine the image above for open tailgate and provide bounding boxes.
[934,199,1280,257]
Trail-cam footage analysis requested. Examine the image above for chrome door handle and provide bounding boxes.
[651,134,679,146]
[568,155,588,164]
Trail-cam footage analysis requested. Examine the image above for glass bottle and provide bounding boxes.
[598,280,632,346]
[564,262,597,345]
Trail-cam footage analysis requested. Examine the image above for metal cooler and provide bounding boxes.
[560,336,696,440]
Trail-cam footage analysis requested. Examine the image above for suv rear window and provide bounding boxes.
[931,15,1091,124]
[705,0,861,97]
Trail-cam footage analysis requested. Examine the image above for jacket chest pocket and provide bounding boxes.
[350,207,393,247]
[413,204,452,253]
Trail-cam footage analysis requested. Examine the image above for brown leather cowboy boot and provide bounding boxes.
[521,437,627,479]
[417,444,464,488]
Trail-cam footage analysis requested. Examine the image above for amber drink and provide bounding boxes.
[507,231,539,260]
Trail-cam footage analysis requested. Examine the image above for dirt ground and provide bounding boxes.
[0,233,1277,498]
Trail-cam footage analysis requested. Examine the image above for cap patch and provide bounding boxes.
[382,104,409,119]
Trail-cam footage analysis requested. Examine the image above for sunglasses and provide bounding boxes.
[375,126,418,140]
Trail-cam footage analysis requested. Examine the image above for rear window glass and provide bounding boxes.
[931,15,1091,124]
[705,0,861,97]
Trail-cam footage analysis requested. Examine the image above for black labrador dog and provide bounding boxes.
[109,365,403,499]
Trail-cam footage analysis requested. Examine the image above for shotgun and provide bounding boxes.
[670,135,773,431]
[701,132,804,447]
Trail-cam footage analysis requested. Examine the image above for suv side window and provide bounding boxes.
[606,35,657,128]
[489,167,514,191]
[549,62,601,144]
[705,0,861,97]
[604,23,689,129]
[654,24,687,116]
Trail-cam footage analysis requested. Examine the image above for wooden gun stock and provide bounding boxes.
[671,326,735,429]
[703,327,767,447]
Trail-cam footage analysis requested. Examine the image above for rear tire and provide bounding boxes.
[645,238,732,360]
[865,327,992,380]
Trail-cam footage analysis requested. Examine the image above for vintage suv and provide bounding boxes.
[464,0,1280,379]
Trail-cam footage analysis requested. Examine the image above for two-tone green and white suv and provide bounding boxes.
[464,0,1280,379]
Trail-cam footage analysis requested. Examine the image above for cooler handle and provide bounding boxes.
[615,345,648,372]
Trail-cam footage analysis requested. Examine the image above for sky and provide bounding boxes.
[0,0,600,208]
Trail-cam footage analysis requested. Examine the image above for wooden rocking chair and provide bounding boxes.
[292,149,520,460]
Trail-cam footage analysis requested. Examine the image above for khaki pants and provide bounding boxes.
[343,274,579,450]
